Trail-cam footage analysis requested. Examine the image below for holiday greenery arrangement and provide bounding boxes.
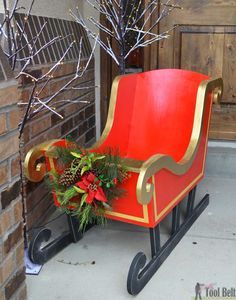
[47,142,128,231]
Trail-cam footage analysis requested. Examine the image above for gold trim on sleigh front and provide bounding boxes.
[93,75,123,149]
[24,139,61,182]
[105,205,149,223]
[152,172,203,223]
[152,81,215,223]
[137,78,223,205]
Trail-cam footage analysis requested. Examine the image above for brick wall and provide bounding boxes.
[20,59,96,238]
[0,78,26,299]
[10,14,97,240]
[0,11,96,300]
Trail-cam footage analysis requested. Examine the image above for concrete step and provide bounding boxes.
[205,141,236,178]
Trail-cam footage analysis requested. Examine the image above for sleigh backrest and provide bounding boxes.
[99,69,210,161]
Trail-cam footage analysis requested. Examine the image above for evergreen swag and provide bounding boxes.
[47,141,128,231]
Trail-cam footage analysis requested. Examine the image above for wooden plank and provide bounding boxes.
[209,105,236,140]
[209,129,236,140]
[222,31,236,104]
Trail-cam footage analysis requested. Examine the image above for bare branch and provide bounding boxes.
[0,0,99,135]
[19,81,36,137]
[71,0,181,74]
[34,97,64,119]
[32,36,97,116]
[39,40,75,80]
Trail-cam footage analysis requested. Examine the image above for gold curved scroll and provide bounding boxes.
[136,77,223,205]
[93,75,125,149]
[24,139,61,182]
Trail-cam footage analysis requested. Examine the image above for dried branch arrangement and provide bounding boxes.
[71,0,182,74]
[0,0,97,137]
[16,37,97,138]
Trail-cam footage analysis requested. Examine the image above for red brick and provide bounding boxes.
[33,83,49,99]
[88,115,95,127]
[11,155,20,178]
[0,134,19,161]
[27,68,94,104]
[31,115,52,136]
[85,104,95,118]
[0,242,3,262]
[4,223,23,255]
[16,283,27,300]
[0,162,8,186]
[0,114,7,135]
[64,102,80,117]
[4,267,25,300]
[78,121,88,135]
[61,118,73,135]
[73,110,85,125]
[21,124,30,144]
[18,89,30,102]
[0,209,13,237]
[51,109,65,126]
[0,289,4,300]
[64,102,87,118]
[1,180,21,210]
[9,109,20,131]
[0,84,18,107]
[53,74,73,87]
[15,242,24,268]
[26,195,53,231]
[41,61,77,78]
[16,60,96,234]
[20,70,42,85]
[25,182,49,212]
[77,135,86,146]
[23,125,61,155]
[17,106,25,122]
[85,127,96,144]
[13,200,23,224]
[0,253,15,284]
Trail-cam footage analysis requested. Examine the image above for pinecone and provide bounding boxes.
[59,159,81,187]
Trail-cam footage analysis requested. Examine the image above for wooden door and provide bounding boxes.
[159,0,236,140]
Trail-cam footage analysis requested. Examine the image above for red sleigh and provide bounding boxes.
[24,69,223,295]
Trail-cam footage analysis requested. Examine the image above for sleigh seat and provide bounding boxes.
[24,69,223,295]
